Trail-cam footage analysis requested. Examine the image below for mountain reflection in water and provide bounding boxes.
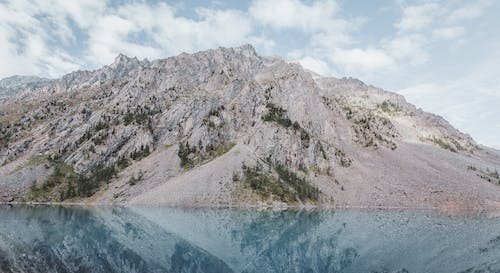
[0,206,499,273]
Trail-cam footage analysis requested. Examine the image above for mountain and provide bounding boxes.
[0,45,499,209]
[0,75,52,99]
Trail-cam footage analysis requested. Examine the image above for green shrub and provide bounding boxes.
[92,131,108,145]
[207,142,235,158]
[429,137,457,152]
[299,128,310,148]
[42,163,80,191]
[335,148,352,167]
[242,161,321,203]
[0,129,12,148]
[94,120,109,132]
[30,160,122,201]
[130,145,151,161]
[9,154,50,175]
[208,105,225,117]
[243,163,296,203]
[378,100,401,113]
[116,156,130,169]
[178,141,196,169]
[123,105,160,126]
[178,141,235,169]
[77,119,110,146]
[468,165,500,185]
[274,163,320,202]
[262,102,292,127]
[262,104,311,148]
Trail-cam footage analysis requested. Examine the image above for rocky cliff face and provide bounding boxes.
[0,45,499,208]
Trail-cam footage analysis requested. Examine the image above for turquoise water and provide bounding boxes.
[0,206,499,273]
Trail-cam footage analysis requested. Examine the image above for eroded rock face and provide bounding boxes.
[0,45,499,208]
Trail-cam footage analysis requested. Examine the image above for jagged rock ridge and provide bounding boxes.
[0,45,499,209]
[0,75,52,99]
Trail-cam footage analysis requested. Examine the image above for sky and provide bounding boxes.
[0,0,499,148]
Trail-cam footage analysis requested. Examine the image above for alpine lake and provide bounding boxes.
[0,205,499,273]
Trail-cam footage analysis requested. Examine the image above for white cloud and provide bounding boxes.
[397,45,500,148]
[250,0,356,49]
[447,0,491,22]
[383,34,428,65]
[433,26,465,40]
[297,56,332,75]
[0,0,490,79]
[119,3,254,52]
[332,48,396,71]
[249,0,342,33]
[0,0,84,78]
[79,2,266,67]
[50,0,108,29]
[0,0,270,77]
[249,0,374,77]
[395,3,441,32]
[84,8,163,65]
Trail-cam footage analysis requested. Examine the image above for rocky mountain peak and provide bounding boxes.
[0,44,499,209]
[110,53,142,69]
[229,43,258,57]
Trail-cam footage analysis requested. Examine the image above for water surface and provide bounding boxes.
[0,205,499,273]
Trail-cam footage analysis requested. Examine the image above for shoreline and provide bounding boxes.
[1,201,499,216]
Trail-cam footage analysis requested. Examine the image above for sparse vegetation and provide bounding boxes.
[262,102,292,127]
[335,148,352,167]
[351,113,398,150]
[274,163,321,202]
[262,103,311,148]
[334,97,398,151]
[77,119,110,145]
[206,142,236,159]
[123,105,161,128]
[308,166,322,175]
[29,159,123,202]
[344,107,355,119]
[0,128,12,148]
[116,156,131,169]
[241,161,321,203]
[242,163,296,203]
[468,165,500,185]
[203,105,226,128]
[130,145,151,161]
[178,141,236,170]
[208,105,224,117]
[293,121,311,148]
[232,171,240,182]
[428,137,457,153]
[65,163,118,200]
[30,162,82,201]
[178,141,196,169]
[164,143,174,149]
[9,154,50,175]
[93,120,109,132]
[92,130,109,145]
[378,100,401,114]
